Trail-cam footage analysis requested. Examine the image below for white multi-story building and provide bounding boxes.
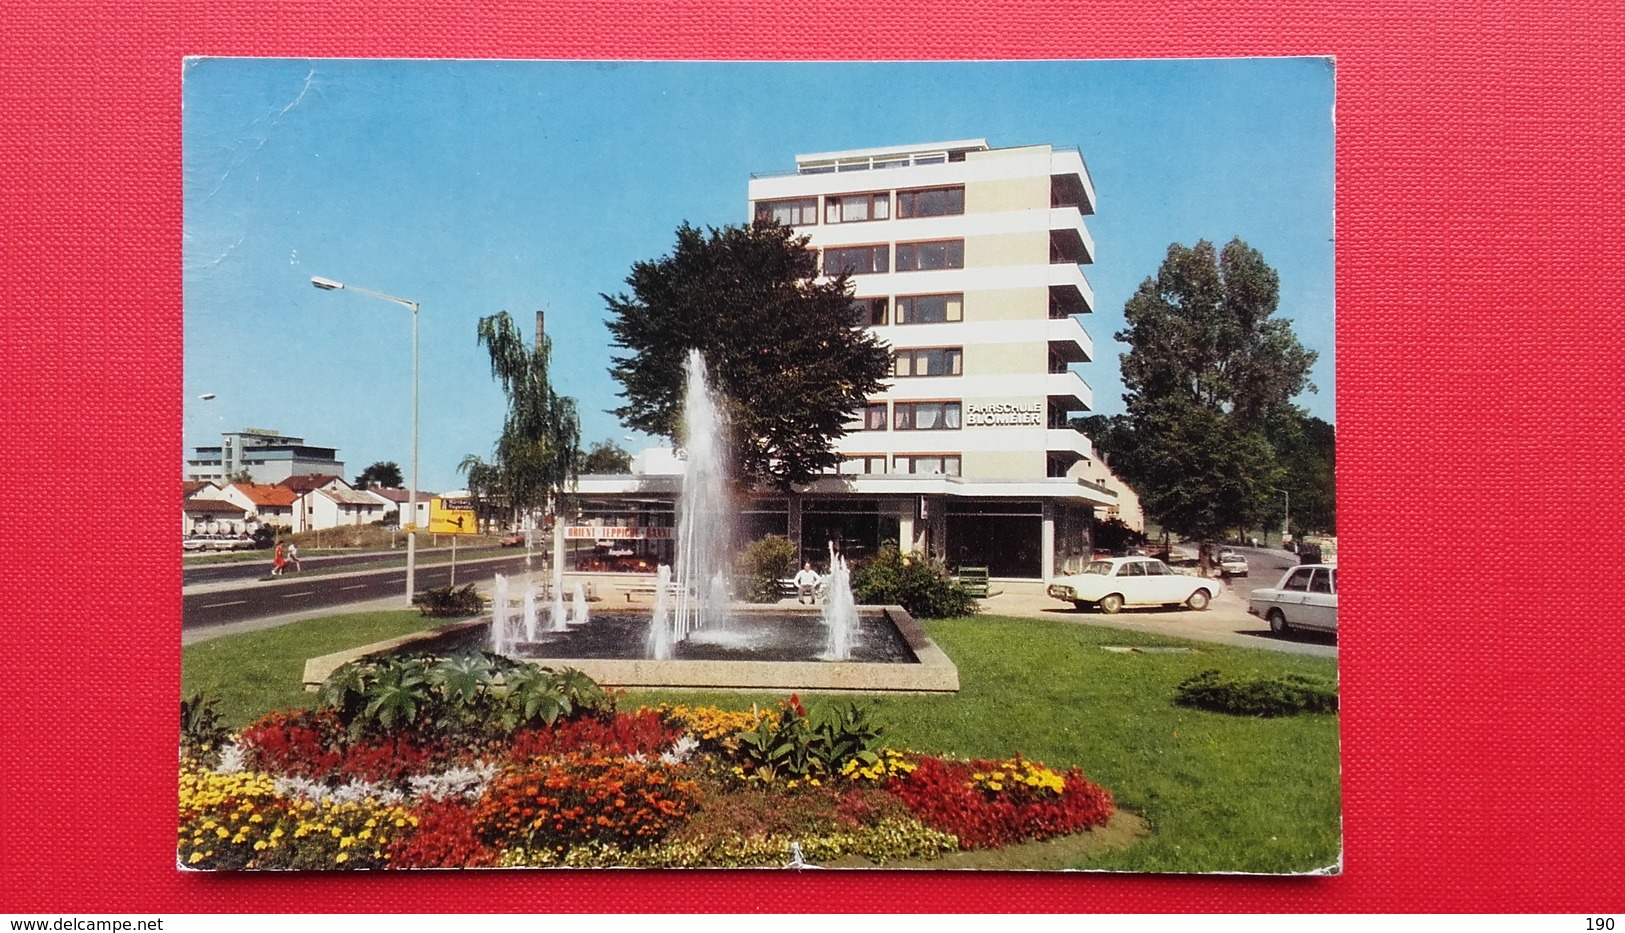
[578,140,1114,584]
[186,428,345,485]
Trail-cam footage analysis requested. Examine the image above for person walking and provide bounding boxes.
[272,542,286,576]
[793,562,822,605]
[287,541,302,572]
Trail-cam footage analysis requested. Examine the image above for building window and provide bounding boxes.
[824,245,889,276]
[825,192,890,223]
[894,454,961,476]
[894,347,963,377]
[851,402,888,431]
[895,293,964,324]
[850,296,889,328]
[838,455,888,475]
[894,401,962,431]
[895,239,964,271]
[755,197,818,226]
[897,186,965,218]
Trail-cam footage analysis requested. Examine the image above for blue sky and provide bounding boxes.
[184,58,1335,492]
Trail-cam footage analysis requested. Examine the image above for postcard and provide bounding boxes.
[180,58,1337,872]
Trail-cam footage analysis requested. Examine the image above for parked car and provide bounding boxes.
[1046,556,1221,614]
[1248,563,1337,635]
[1217,551,1249,577]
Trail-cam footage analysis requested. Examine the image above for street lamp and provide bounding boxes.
[312,275,420,605]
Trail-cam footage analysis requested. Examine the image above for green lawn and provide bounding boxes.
[181,610,442,727]
[182,610,1341,874]
[622,616,1341,874]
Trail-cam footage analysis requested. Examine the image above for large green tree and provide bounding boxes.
[1265,410,1337,535]
[1114,238,1318,551]
[577,439,633,475]
[604,220,892,490]
[353,460,403,490]
[460,312,581,526]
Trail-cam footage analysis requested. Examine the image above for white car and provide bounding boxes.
[1217,551,1249,577]
[1248,564,1338,635]
[1047,557,1221,614]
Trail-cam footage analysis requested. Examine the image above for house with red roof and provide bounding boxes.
[277,474,390,531]
[220,482,299,529]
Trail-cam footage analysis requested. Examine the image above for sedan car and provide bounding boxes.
[1248,563,1337,635]
[1217,551,1249,577]
[1047,556,1221,614]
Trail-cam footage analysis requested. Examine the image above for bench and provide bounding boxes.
[955,566,990,597]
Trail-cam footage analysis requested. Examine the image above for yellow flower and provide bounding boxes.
[335,852,349,864]
[188,851,204,865]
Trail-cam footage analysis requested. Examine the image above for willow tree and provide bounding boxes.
[460,312,581,526]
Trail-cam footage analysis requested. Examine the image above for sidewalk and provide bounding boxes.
[977,582,1337,659]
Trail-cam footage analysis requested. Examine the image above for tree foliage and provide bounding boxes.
[1265,411,1337,535]
[353,461,403,490]
[577,440,633,475]
[604,221,893,491]
[460,312,581,525]
[1112,239,1319,545]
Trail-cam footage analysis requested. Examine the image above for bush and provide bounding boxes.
[738,534,797,602]
[411,583,486,617]
[1174,669,1339,717]
[851,543,979,618]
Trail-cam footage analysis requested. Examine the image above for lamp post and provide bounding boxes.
[312,275,419,605]
[1281,488,1291,546]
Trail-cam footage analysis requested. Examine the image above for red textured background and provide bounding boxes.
[2,0,1622,914]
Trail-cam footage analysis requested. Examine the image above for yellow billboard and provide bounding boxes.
[428,497,478,535]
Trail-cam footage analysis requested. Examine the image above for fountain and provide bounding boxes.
[549,580,569,633]
[821,545,858,662]
[667,350,733,646]
[521,579,538,642]
[439,348,958,693]
[646,563,673,659]
[490,573,510,656]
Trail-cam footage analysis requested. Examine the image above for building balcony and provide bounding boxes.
[1050,148,1097,215]
[1048,264,1095,315]
[1047,316,1094,363]
[1048,207,1095,265]
[1045,370,1093,410]
[1045,428,1095,461]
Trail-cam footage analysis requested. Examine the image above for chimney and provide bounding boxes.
[535,310,545,349]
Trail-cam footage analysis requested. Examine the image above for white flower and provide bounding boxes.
[660,734,700,765]
[212,742,247,775]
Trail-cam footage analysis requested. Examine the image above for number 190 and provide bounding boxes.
[1587,919,1614,931]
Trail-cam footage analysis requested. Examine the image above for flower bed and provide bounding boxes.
[180,655,1115,869]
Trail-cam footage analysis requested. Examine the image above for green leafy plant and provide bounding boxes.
[317,650,613,739]
[411,583,487,617]
[851,543,979,619]
[738,534,797,602]
[180,692,232,767]
[734,695,884,782]
[1174,669,1339,717]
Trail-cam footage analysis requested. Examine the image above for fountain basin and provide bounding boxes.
[303,604,959,694]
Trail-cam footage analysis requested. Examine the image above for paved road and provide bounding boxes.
[182,551,543,630]
[980,558,1337,659]
[182,544,511,586]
